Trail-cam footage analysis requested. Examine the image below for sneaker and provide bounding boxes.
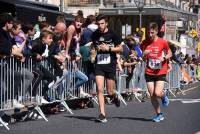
[162,95,169,107]
[152,113,164,122]
[13,99,25,109]
[80,88,91,98]
[112,95,120,107]
[96,114,107,123]
[48,81,55,89]
[52,76,65,90]
[40,97,50,104]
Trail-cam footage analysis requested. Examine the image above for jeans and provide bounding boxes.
[32,65,56,97]
[75,70,88,88]
[64,70,88,89]
[21,68,34,95]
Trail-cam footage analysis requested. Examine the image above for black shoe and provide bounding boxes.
[113,95,120,107]
[96,114,107,123]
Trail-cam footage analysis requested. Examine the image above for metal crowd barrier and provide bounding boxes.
[116,61,148,102]
[1,57,199,130]
[165,63,183,96]
[119,62,198,100]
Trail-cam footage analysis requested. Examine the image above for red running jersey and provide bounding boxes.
[145,38,170,75]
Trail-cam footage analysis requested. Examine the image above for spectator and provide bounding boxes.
[0,13,26,109]
[80,15,97,82]
[31,30,56,103]
[64,15,84,58]
[33,21,52,40]
[22,23,35,57]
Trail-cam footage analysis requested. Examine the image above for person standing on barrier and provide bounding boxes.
[143,22,172,122]
[91,14,123,123]
[31,30,56,103]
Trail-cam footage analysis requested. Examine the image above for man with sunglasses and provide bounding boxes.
[143,22,172,122]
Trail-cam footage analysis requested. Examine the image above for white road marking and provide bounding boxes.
[181,100,200,104]
[169,99,200,103]
[194,131,200,134]
[169,99,200,101]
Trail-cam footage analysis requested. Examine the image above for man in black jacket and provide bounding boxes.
[0,13,24,126]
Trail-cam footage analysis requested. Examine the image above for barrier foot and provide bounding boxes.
[35,106,48,122]
[133,92,142,102]
[61,101,73,115]
[177,88,186,95]
[168,89,176,97]
[0,117,10,130]
[92,96,99,105]
[116,91,127,106]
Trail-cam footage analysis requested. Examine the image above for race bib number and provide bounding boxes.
[148,59,162,69]
[97,54,111,64]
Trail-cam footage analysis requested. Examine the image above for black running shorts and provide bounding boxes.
[94,64,116,80]
[145,74,166,82]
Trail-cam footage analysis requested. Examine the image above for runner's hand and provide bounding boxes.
[143,50,152,55]
[99,43,109,52]
[158,57,165,62]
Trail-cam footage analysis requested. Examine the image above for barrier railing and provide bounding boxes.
[0,57,199,130]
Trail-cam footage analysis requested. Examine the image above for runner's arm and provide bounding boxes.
[110,43,123,53]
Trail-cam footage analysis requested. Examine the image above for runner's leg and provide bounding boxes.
[96,75,105,115]
[147,82,160,114]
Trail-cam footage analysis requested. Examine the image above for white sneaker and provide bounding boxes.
[48,81,55,89]
[80,88,91,98]
[13,99,25,109]
[52,76,65,90]
[40,97,50,104]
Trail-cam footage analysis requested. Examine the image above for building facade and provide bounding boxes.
[64,0,200,55]
[65,0,199,38]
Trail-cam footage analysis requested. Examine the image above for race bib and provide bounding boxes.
[97,54,111,64]
[148,59,162,69]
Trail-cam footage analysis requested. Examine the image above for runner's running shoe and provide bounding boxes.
[96,114,107,123]
[152,113,164,122]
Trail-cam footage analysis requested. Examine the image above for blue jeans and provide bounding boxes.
[63,70,88,89]
[74,70,88,88]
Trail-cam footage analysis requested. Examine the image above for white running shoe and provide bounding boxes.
[80,88,91,98]
[52,76,65,90]
[48,81,55,89]
[13,99,25,109]
[40,97,50,104]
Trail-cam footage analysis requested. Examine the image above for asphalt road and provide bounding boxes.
[1,86,200,134]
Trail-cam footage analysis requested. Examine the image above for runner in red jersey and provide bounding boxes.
[143,22,172,122]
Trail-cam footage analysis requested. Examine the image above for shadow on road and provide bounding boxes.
[111,116,152,122]
[65,115,152,122]
[64,115,96,122]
